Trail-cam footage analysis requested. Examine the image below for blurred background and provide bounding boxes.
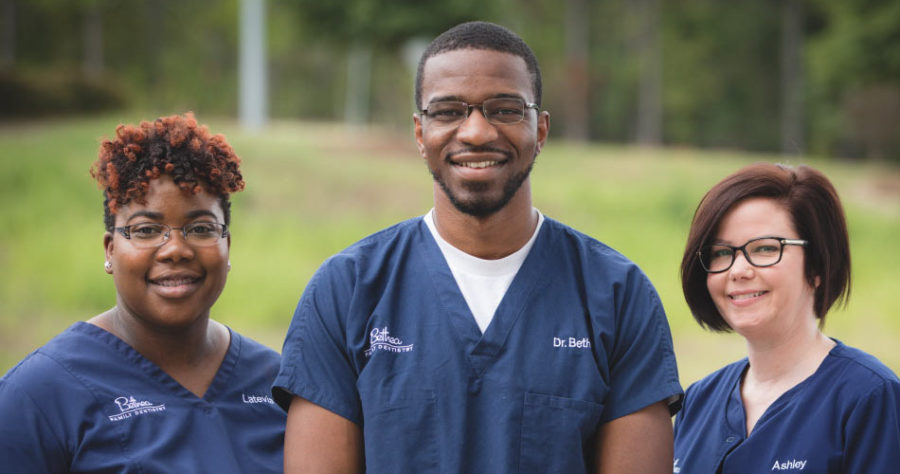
[1,0,898,385]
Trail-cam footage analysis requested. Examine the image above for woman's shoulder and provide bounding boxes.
[822,341,900,394]
[2,323,100,384]
[687,358,748,393]
[682,358,748,409]
[227,329,282,376]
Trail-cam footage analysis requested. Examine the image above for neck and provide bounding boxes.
[432,184,536,259]
[744,323,834,384]
[93,307,223,373]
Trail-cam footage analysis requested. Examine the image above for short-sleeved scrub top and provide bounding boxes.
[0,322,286,473]
[674,341,900,473]
[274,216,683,473]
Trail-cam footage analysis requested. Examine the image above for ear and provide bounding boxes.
[814,275,821,288]
[226,234,232,272]
[534,110,550,157]
[104,232,114,273]
[413,113,427,158]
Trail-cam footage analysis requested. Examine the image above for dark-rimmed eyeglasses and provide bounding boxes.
[420,97,539,127]
[115,222,228,249]
[698,236,808,273]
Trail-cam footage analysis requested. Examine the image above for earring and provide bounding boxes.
[227,260,232,272]
[104,261,112,272]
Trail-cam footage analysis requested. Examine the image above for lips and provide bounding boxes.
[447,147,511,170]
[148,272,203,298]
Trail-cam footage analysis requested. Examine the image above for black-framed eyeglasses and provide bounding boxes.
[115,222,228,249]
[698,236,808,273]
[420,97,539,127]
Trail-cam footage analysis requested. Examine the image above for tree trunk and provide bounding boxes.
[239,0,268,131]
[780,0,805,156]
[634,0,662,146]
[344,41,372,128]
[0,0,13,71]
[563,0,590,142]
[82,2,103,79]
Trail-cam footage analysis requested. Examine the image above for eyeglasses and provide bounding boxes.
[115,222,228,249]
[698,236,808,273]
[420,97,539,127]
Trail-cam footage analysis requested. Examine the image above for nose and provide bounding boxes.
[729,250,754,279]
[455,106,499,145]
[155,229,195,262]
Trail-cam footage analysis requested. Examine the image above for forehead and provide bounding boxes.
[716,197,796,240]
[420,49,533,104]
[117,176,223,221]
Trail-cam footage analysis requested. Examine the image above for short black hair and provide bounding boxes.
[414,21,542,110]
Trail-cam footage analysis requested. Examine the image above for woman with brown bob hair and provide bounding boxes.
[673,163,900,473]
[0,113,285,472]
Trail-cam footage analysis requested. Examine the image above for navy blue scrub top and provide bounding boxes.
[275,217,683,473]
[674,341,900,473]
[0,322,286,473]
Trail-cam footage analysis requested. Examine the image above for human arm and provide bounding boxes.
[594,400,673,474]
[284,396,363,474]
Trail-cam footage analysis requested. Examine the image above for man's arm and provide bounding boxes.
[594,400,673,473]
[284,396,363,474]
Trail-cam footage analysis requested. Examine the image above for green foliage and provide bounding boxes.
[0,70,125,117]
[5,0,899,159]
[1,116,898,386]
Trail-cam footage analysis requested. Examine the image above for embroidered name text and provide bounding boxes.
[553,336,591,349]
[772,459,807,471]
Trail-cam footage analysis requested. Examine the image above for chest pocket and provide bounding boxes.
[520,392,603,473]
[361,388,438,474]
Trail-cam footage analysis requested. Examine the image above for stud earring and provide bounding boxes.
[104,261,112,272]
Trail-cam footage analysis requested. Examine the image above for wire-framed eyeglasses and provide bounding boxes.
[420,97,539,127]
[114,222,228,249]
[698,236,808,273]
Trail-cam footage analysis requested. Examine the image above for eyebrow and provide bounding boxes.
[124,209,220,224]
[426,93,525,105]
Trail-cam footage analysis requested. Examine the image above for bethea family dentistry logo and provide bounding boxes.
[108,396,166,422]
[364,327,414,357]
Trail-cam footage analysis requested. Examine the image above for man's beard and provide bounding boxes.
[430,159,534,218]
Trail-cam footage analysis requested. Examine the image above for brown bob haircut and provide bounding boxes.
[680,163,851,332]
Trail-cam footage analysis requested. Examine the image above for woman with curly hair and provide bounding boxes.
[0,113,285,472]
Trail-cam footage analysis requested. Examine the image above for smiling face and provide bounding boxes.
[105,175,230,332]
[414,48,549,218]
[706,197,818,340]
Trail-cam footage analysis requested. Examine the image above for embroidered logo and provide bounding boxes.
[364,327,414,357]
[673,458,681,473]
[553,336,591,349]
[108,396,166,422]
[242,393,275,405]
[771,459,807,471]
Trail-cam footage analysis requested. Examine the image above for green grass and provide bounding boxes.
[1,115,898,386]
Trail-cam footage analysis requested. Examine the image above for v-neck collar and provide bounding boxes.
[416,218,551,377]
[726,343,841,438]
[72,321,240,404]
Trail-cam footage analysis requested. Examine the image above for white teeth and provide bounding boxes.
[154,277,197,287]
[731,291,765,300]
[459,161,498,169]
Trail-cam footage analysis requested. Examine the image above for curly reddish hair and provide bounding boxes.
[90,112,245,231]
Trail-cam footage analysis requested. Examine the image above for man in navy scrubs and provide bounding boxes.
[274,21,683,473]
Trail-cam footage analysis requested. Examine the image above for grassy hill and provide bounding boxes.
[1,115,898,385]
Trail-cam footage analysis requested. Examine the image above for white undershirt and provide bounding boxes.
[423,208,544,334]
